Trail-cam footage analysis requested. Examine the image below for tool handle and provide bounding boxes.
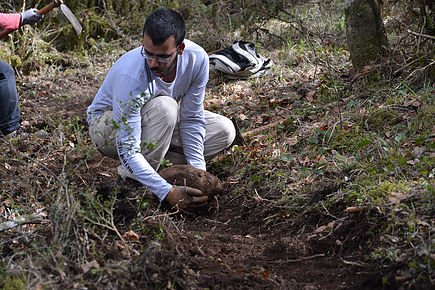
[0,30,12,39]
[38,0,62,15]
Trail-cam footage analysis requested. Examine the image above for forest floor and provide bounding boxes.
[0,26,434,290]
[1,76,372,289]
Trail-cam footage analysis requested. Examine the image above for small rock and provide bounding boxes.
[35,129,49,138]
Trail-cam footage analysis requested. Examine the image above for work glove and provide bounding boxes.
[20,8,42,26]
[165,185,208,210]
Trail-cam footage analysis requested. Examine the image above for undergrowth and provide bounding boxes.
[0,0,433,289]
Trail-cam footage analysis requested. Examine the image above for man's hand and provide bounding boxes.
[165,186,208,210]
[20,9,42,26]
[159,165,224,198]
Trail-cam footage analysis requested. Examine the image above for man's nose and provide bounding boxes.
[148,57,159,67]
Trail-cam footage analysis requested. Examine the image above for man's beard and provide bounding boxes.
[151,57,178,78]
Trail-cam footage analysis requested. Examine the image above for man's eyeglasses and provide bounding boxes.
[141,46,178,63]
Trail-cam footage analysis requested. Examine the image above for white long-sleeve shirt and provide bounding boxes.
[86,39,208,200]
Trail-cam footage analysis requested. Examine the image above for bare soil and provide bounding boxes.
[0,68,395,290]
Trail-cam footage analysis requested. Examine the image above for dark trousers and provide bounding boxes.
[0,61,20,136]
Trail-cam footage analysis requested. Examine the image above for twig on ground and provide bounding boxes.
[84,216,126,245]
[339,257,369,267]
[407,29,435,40]
[143,209,180,222]
[401,59,435,84]
[320,201,339,219]
[204,218,231,225]
[264,253,326,264]
[253,189,273,203]
[0,213,45,233]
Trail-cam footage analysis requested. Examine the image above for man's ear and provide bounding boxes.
[178,42,185,54]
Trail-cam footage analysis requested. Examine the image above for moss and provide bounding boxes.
[0,49,22,68]
[327,124,375,155]
[366,108,402,130]
[345,178,409,206]
[409,104,435,134]
[317,78,346,104]
[2,276,26,290]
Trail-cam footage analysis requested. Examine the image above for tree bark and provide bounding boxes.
[345,0,388,70]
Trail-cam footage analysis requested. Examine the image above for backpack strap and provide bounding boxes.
[231,41,264,73]
[209,54,242,73]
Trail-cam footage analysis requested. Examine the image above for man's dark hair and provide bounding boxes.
[143,7,185,46]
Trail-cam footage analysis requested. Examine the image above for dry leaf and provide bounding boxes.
[306,90,316,101]
[81,260,100,273]
[99,172,112,177]
[314,225,328,233]
[287,136,298,146]
[388,191,410,204]
[314,154,326,162]
[262,270,270,280]
[123,230,140,241]
[417,220,430,227]
[345,206,365,213]
[239,113,248,120]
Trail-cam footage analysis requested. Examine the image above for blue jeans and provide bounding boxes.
[0,61,20,136]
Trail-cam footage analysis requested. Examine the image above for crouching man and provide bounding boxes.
[86,7,235,210]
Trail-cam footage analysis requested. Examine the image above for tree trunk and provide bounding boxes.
[345,0,388,70]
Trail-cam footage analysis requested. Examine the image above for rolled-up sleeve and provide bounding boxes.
[0,13,21,31]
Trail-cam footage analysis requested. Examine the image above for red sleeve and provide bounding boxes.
[0,13,21,31]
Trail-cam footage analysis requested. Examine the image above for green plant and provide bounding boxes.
[2,276,26,290]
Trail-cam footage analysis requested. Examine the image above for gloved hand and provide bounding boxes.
[165,185,208,210]
[20,8,42,26]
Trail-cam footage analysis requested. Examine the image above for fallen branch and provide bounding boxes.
[231,117,287,146]
[407,29,435,40]
[263,253,326,264]
[242,119,286,138]
[340,257,369,267]
[0,214,44,233]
